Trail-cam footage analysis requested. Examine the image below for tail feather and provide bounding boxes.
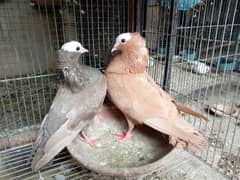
[174,102,208,121]
[144,117,208,151]
[32,122,81,171]
[32,140,66,171]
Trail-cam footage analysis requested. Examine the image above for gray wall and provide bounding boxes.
[0,0,57,78]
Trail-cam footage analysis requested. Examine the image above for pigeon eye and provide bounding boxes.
[64,67,68,71]
[76,46,80,51]
[121,39,126,43]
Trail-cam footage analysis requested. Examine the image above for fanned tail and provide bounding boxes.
[174,102,208,121]
[143,117,208,151]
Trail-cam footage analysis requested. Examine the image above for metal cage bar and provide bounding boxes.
[139,0,240,178]
[0,0,239,179]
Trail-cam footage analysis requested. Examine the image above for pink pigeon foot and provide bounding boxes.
[114,130,133,141]
[79,132,96,148]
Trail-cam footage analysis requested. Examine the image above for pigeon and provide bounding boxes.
[105,32,208,151]
[189,61,210,74]
[31,41,107,171]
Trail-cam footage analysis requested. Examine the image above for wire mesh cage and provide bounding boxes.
[144,0,240,178]
[0,0,133,179]
[0,0,130,144]
[0,0,239,179]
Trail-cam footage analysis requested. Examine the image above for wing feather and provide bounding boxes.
[145,73,208,121]
[32,75,106,171]
[107,73,207,150]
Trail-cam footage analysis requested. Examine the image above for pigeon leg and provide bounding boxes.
[114,117,134,141]
[79,131,96,148]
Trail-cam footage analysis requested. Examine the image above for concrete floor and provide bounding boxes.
[148,61,240,179]
[0,59,239,179]
[0,144,227,180]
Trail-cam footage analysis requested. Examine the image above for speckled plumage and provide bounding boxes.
[31,42,106,171]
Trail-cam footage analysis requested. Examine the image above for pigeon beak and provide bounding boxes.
[111,47,120,56]
[81,47,88,54]
[111,47,117,53]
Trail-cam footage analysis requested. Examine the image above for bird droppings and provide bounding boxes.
[55,174,65,180]
[68,105,172,171]
[218,152,240,179]
[208,137,224,149]
[59,164,65,171]
[84,126,164,168]
[38,171,45,180]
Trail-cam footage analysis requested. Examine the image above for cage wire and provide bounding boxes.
[0,0,131,179]
[0,0,239,179]
[144,0,240,178]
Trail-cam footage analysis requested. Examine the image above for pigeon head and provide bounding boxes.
[107,32,149,74]
[57,41,88,70]
[61,41,88,53]
[111,32,146,56]
[56,41,88,87]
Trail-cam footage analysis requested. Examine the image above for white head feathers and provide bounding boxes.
[61,41,88,54]
[111,33,132,53]
[115,33,132,43]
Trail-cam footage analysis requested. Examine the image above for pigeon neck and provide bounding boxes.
[63,66,85,92]
[106,48,148,74]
